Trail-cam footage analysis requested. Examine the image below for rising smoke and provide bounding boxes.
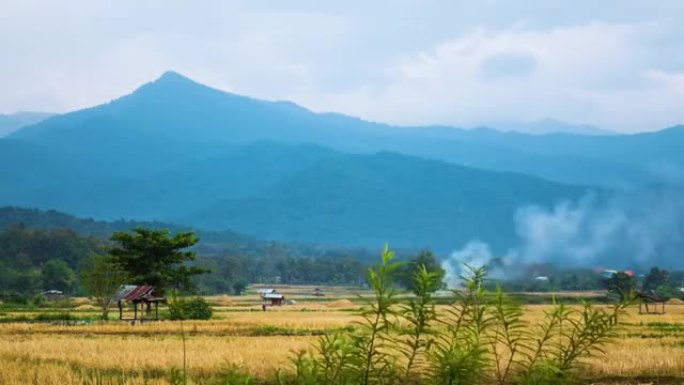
[441,240,496,288]
[442,187,684,287]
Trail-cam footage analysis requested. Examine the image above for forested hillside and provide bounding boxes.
[0,138,587,251]
[0,224,103,296]
[0,207,379,296]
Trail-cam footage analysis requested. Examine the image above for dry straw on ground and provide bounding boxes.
[1,298,684,384]
[74,304,98,311]
[325,299,356,308]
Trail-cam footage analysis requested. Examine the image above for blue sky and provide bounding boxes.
[1,0,683,132]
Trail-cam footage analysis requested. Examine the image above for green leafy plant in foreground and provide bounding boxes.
[397,265,440,383]
[281,245,627,385]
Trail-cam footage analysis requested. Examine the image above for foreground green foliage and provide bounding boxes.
[281,246,627,385]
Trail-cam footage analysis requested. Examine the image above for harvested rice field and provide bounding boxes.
[2,287,684,384]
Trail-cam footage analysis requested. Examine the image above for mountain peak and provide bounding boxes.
[158,70,190,81]
[129,70,215,99]
[149,70,199,88]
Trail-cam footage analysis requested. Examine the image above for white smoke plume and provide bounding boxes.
[443,187,684,287]
[441,240,495,288]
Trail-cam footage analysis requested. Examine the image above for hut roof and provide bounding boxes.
[263,293,284,299]
[114,285,163,302]
[640,290,667,302]
[257,288,276,294]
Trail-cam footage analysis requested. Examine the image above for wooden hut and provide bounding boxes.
[114,285,166,322]
[635,290,667,315]
[313,288,325,297]
[263,293,285,306]
[257,288,276,297]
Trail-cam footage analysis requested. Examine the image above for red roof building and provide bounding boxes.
[115,285,165,322]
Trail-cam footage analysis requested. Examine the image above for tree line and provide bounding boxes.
[2,223,681,306]
[0,224,449,299]
[497,265,684,298]
[0,226,402,299]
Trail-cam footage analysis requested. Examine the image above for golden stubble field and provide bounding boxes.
[2,289,684,385]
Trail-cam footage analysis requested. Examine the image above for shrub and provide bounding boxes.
[168,297,213,320]
[33,312,76,321]
[31,294,46,307]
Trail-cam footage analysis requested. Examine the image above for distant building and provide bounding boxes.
[596,269,634,279]
[114,285,166,322]
[41,290,65,301]
[312,288,325,297]
[263,293,285,306]
[257,288,276,297]
[534,276,549,282]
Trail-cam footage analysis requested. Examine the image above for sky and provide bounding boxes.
[1,0,684,132]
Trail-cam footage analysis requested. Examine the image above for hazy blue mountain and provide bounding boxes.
[0,112,54,137]
[479,119,615,136]
[11,71,681,187]
[182,149,587,251]
[1,70,680,250]
[0,134,587,251]
[12,71,350,145]
[446,125,684,185]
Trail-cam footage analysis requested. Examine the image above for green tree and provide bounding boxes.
[604,272,636,300]
[232,281,247,296]
[42,259,75,292]
[79,254,129,320]
[643,267,668,290]
[643,267,671,293]
[109,227,209,293]
[397,250,445,294]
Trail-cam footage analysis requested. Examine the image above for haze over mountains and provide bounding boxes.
[478,119,615,136]
[2,71,683,260]
[0,112,54,137]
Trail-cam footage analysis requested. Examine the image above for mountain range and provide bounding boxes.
[2,71,683,252]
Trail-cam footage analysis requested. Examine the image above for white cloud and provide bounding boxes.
[1,1,683,132]
[302,22,684,132]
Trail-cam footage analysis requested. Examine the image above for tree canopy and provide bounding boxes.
[108,227,208,293]
[396,250,445,294]
[42,259,75,292]
[643,266,673,299]
[80,254,129,319]
[603,272,636,300]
